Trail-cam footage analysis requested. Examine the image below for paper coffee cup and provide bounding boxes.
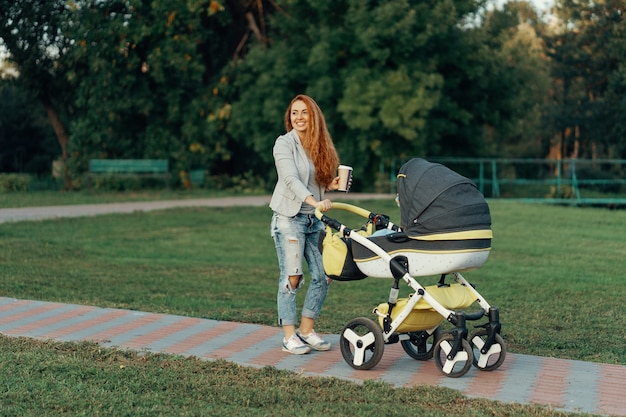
[338,165,353,192]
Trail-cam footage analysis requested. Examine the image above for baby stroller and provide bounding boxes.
[316,158,506,377]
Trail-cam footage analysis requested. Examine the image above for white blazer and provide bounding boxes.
[269,130,323,217]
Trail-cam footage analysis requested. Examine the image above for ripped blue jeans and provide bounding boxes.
[271,212,329,327]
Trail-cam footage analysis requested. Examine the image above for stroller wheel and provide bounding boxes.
[470,330,506,371]
[340,317,384,370]
[401,327,442,361]
[433,334,473,378]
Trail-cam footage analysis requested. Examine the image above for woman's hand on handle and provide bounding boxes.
[305,195,332,212]
[317,199,332,212]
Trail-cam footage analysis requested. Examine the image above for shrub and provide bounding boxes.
[205,171,268,193]
[89,174,142,191]
[0,173,31,192]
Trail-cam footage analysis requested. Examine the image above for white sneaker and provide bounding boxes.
[296,329,331,351]
[282,334,311,355]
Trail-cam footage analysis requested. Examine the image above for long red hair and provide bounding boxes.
[284,94,339,186]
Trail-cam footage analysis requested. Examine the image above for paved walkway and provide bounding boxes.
[0,196,624,416]
[0,194,391,223]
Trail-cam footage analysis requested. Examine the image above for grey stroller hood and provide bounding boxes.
[397,158,491,235]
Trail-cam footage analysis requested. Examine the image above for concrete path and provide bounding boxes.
[0,195,624,416]
[0,194,392,223]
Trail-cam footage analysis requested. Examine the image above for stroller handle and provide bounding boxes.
[315,202,372,219]
[315,202,398,234]
[315,202,371,233]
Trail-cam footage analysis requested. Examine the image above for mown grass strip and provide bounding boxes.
[0,336,583,417]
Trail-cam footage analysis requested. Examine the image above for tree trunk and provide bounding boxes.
[40,93,72,190]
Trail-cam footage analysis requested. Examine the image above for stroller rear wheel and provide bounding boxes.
[433,334,473,378]
[470,330,506,371]
[340,317,384,370]
[401,327,442,361]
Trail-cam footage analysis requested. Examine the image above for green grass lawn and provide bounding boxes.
[1,194,624,416]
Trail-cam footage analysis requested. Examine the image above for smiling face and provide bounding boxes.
[289,99,309,137]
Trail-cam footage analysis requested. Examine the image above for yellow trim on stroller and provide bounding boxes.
[353,228,493,263]
[408,229,493,241]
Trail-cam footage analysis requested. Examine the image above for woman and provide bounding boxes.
[270,94,342,354]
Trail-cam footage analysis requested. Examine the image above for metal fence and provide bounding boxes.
[387,158,626,206]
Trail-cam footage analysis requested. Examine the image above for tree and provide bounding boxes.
[65,0,279,185]
[2,0,279,187]
[65,1,222,182]
[0,0,74,188]
[226,0,553,189]
[545,0,626,159]
[0,79,58,175]
[480,1,552,157]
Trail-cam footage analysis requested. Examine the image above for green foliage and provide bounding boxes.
[547,0,626,159]
[478,2,552,157]
[2,0,624,191]
[0,173,31,192]
[227,0,553,189]
[0,0,72,97]
[205,170,269,193]
[88,174,145,191]
[0,0,75,190]
[65,0,235,178]
[0,80,59,175]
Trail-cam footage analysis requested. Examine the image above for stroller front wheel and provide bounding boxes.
[433,334,473,378]
[340,317,384,370]
[470,330,506,371]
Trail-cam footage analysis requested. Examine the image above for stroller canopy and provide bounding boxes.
[397,158,491,235]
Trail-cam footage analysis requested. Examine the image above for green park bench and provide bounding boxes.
[88,159,170,188]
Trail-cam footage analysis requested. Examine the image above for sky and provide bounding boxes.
[496,0,555,12]
[529,0,555,10]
